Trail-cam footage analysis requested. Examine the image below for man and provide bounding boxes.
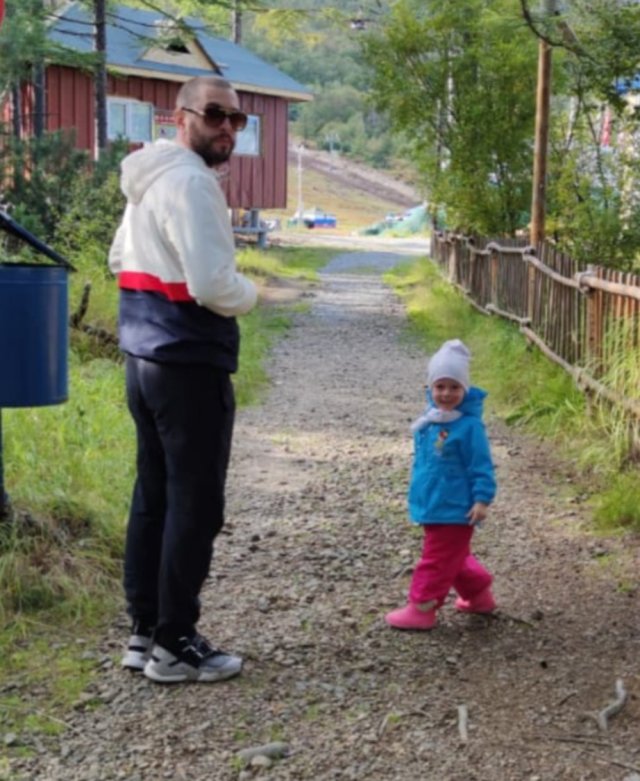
[109,76,257,683]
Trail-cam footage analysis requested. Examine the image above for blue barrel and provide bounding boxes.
[0,263,69,407]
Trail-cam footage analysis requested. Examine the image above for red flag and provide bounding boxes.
[0,0,4,29]
[601,107,612,148]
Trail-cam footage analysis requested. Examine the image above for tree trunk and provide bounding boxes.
[94,0,108,159]
[33,0,46,138]
[33,61,45,138]
[232,1,242,44]
[11,83,21,139]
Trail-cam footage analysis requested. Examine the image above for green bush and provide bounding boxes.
[54,140,128,263]
[0,129,90,243]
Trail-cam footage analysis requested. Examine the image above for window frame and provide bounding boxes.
[234,114,261,157]
[107,97,154,143]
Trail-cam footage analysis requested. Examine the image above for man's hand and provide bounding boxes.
[467,502,489,525]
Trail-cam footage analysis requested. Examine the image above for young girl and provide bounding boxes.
[386,339,497,630]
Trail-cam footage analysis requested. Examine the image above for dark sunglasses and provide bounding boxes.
[180,104,248,132]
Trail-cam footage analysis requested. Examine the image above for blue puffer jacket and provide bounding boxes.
[408,387,497,525]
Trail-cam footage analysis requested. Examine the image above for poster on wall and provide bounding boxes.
[154,109,177,140]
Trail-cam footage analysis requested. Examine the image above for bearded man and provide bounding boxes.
[109,76,257,683]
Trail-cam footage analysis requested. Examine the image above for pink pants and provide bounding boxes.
[408,524,493,606]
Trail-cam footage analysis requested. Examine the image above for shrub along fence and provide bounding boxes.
[431,232,640,422]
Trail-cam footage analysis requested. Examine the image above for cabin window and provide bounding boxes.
[166,38,189,54]
[107,98,154,143]
[235,114,261,156]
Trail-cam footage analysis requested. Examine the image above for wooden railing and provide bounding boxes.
[431,232,640,420]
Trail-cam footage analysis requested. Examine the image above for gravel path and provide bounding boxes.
[10,251,640,781]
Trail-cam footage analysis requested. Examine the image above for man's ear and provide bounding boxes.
[174,108,186,131]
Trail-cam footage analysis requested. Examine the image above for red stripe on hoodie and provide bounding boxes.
[118,271,193,302]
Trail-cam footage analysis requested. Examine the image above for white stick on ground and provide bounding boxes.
[458,704,469,743]
[596,679,628,731]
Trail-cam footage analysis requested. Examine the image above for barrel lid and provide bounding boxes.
[0,211,75,271]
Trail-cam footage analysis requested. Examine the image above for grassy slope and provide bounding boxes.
[263,163,414,234]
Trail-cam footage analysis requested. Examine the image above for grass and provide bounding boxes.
[0,243,331,741]
[593,471,640,530]
[237,244,334,281]
[0,623,100,740]
[384,258,640,533]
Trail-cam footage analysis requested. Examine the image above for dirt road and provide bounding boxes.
[11,250,639,781]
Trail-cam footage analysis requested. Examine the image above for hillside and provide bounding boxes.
[262,145,423,235]
[293,145,420,207]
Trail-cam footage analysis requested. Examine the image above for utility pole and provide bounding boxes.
[296,143,304,222]
[530,0,555,247]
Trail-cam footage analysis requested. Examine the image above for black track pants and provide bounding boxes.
[123,356,235,644]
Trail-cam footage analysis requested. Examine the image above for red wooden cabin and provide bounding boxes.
[13,2,312,211]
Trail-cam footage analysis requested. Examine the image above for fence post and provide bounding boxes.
[448,236,457,283]
[584,264,600,375]
[467,237,476,293]
[490,244,498,310]
[526,244,537,324]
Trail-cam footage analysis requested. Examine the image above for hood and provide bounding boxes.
[119,140,208,204]
[426,385,487,419]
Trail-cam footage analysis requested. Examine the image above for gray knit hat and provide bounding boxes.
[427,339,471,390]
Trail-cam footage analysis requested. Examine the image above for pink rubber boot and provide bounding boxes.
[455,587,496,614]
[385,601,437,630]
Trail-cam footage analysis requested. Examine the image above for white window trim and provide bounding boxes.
[107,97,154,143]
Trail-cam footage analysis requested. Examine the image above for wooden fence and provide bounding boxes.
[430,232,640,420]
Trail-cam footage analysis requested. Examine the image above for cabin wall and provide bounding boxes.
[42,64,288,209]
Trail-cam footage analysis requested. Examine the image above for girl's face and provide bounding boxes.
[431,378,465,411]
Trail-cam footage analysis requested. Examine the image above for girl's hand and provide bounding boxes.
[467,502,489,525]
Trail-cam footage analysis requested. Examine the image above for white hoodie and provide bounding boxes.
[109,139,256,317]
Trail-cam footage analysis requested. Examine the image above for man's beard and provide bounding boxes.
[191,133,234,168]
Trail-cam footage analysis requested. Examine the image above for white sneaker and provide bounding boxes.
[121,622,154,671]
[143,634,243,684]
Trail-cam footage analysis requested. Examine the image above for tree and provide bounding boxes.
[242,0,402,168]
[520,0,640,109]
[520,0,640,265]
[362,0,539,235]
[0,0,99,138]
[0,0,49,137]
[94,0,108,157]
[130,0,258,38]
